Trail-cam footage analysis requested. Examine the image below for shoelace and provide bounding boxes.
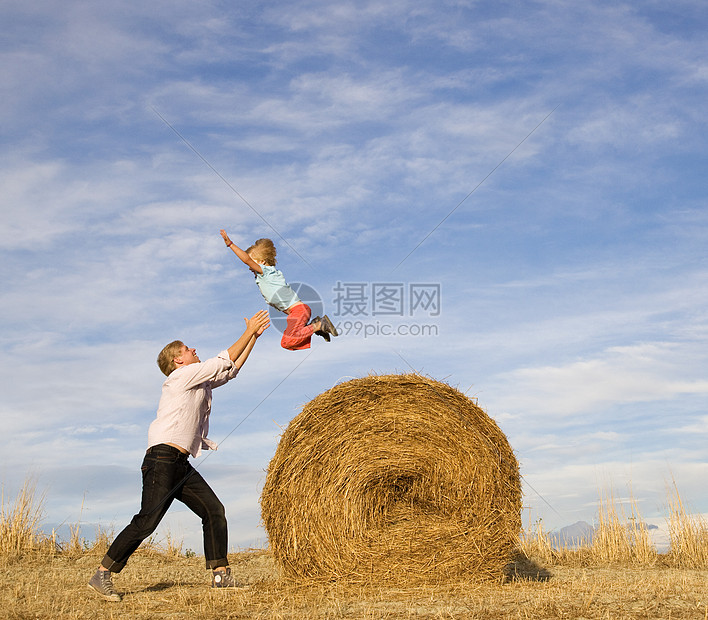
[101,572,117,592]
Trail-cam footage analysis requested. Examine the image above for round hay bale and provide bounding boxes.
[260,373,521,582]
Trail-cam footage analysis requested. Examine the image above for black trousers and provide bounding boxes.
[101,443,228,572]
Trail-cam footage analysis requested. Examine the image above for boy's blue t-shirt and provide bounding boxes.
[255,264,300,312]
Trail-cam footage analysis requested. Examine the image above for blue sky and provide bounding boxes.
[2,0,707,553]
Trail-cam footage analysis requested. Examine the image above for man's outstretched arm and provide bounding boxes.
[228,310,270,369]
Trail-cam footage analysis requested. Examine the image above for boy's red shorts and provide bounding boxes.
[280,303,312,350]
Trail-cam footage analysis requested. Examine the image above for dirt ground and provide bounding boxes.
[3,549,707,619]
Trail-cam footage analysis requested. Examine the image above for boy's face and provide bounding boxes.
[174,344,200,366]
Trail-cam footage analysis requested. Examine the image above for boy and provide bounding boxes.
[220,229,337,350]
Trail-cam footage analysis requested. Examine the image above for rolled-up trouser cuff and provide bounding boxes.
[206,557,228,570]
[101,553,126,573]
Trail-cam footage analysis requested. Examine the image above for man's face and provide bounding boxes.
[175,344,200,366]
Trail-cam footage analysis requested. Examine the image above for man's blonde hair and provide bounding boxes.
[246,238,277,266]
[157,340,185,376]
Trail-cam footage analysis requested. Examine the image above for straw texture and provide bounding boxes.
[261,373,521,582]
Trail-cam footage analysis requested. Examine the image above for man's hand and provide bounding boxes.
[228,310,271,366]
[245,310,270,336]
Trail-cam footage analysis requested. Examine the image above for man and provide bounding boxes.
[88,310,270,601]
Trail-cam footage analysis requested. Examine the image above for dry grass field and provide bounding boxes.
[2,481,708,619]
[3,546,708,619]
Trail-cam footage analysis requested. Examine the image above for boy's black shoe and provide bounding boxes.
[309,316,331,341]
[320,315,339,338]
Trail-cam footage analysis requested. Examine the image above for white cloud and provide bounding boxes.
[673,415,708,435]
[521,460,708,530]
[490,342,708,417]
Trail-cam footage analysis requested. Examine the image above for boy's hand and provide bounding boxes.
[245,310,270,336]
[220,229,233,246]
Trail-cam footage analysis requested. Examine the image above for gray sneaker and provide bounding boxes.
[88,568,121,602]
[211,567,244,589]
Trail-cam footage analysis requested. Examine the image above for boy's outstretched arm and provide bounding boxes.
[220,229,263,274]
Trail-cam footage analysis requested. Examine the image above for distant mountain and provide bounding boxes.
[549,520,595,547]
[548,520,659,549]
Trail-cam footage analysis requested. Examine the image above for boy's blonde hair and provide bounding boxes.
[157,340,185,376]
[246,238,277,266]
